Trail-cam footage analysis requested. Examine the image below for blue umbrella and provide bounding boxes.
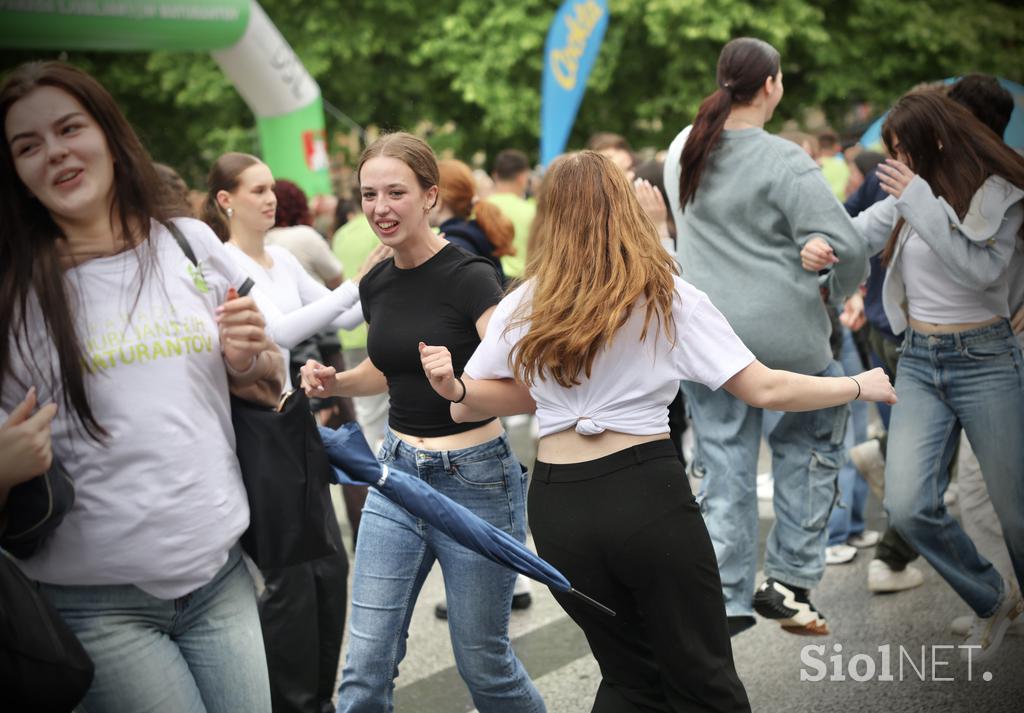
[318,422,615,617]
[859,76,1024,151]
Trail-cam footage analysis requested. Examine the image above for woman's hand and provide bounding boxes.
[840,292,866,331]
[419,342,462,402]
[354,244,394,282]
[800,237,838,272]
[1011,304,1024,335]
[853,368,897,404]
[0,388,58,490]
[216,287,271,373]
[634,178,667,229]
[299,359,337,397]
[877,158,916,199]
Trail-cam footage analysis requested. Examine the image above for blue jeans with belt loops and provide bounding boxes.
[683,360,847,616]
[337,429,545,713]
[884,321,1024,616]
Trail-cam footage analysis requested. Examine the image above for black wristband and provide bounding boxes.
[451,376,467,404]
[848,375,861,401]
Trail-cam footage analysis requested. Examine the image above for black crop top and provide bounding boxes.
[360,244,504,437]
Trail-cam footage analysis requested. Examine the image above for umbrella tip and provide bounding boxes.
[568,588,616,617]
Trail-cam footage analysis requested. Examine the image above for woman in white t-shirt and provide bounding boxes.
[202,152,388,713]
[419,151,896,713]
[1,62,283,712]
[202,152,389,391]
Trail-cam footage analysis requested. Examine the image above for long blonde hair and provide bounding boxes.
[509,151,677,388]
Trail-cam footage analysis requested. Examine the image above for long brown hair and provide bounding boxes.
[509,151,678,388]
[1,61,171,440]
[678,38,780,209]
[438,159,515,257]
[879,91,1024,265]
[203,152,262,242]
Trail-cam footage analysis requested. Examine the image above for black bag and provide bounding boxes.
[0,552,94,712]
[233,390,340,569]
[0,459,75,559]
[163,220,340,569]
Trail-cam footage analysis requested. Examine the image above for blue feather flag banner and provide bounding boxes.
[540,0,609,167]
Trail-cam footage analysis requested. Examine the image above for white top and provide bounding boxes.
[224,243,363,390]
[1,218,249,599]
[265,225,343,286]
[465,276,755,438]
[901,233,1003,324]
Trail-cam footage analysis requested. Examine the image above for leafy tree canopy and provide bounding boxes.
[2,0,1021,186]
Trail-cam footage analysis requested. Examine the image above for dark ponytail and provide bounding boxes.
[678,37,781,209]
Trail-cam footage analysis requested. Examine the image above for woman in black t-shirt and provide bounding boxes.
[299,133,545,713]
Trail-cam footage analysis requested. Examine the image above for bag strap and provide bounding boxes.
[162,220,255,296]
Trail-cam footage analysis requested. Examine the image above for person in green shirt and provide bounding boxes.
[817,130,851,200]
[487,149,536,281]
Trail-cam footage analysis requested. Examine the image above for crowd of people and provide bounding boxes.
[1,34,1022,713]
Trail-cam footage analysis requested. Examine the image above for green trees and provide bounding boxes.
[3,0,1020,184]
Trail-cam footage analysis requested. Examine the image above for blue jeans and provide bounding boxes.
[40,545,270,713]
[828,327,870,546]
[885,322,1024,616]
[337,430,545,713]
[683,361,847,616]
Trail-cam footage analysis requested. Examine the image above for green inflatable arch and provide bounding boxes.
[0,0,330,195]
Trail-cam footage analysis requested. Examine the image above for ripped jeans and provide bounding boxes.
[682,360,847,617]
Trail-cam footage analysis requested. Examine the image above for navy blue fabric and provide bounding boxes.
[440,218,505,283]
[318,423,574,594]
[844,171,897,339]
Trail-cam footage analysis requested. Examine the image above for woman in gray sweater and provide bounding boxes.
[670,37,867,637]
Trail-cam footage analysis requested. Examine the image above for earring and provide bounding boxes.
[226,207,234,218]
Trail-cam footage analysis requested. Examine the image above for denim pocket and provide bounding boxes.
[810,404,849,448]
[801,450,842,530]
[451,457,508,488]
[961,341,1016,362]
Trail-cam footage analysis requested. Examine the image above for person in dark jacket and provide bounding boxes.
[431,159,515,284]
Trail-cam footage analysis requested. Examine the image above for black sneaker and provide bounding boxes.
[511,592,532,611]
[435,592,532,621]
[752,578,829,635]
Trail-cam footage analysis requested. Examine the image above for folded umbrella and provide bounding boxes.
[319,422,614,616]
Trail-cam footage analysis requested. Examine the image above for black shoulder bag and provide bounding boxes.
[165,221,340,569]
[0,551,94,712]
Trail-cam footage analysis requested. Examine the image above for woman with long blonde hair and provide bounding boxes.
[419,151,896,712]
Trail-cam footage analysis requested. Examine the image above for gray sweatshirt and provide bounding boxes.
[674,128,867,374]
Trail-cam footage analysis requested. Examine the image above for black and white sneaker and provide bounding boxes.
[753,578,829,635]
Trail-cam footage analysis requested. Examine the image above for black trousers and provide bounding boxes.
[259,513,349,713]
[529,440,750,713]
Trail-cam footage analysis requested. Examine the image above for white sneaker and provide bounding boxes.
[943,482,958,507]
[756,472,774,501]
[847,530,881,548]
[867,559,924,593]
[826,544,858,565]
[951,613,1024,637]
[960,579,1024,662]
[850,439,886,500]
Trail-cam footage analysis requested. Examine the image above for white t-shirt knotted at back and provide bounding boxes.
[465,276,756,438]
